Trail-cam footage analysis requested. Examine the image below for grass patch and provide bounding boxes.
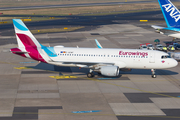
[82,8,161,16]
[3,1,180,16]
[30,26,85,34]
[0,0,156,7]
[0,3,162,15]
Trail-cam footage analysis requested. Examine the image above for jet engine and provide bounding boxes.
[98,66,119,77]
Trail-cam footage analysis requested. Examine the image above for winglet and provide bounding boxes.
[95,39,103,49]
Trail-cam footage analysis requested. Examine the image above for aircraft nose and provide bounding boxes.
[171,59,178,68]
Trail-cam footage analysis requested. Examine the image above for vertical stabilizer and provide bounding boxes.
[158,0,180,27]
[12,19,49,63]
[13,19,41,48]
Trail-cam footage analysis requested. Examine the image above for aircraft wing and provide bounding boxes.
[49,61,126,68]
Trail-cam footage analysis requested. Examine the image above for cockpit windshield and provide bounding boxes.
[161,55,170,59]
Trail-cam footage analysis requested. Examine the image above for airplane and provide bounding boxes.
[151,0,180,39]
[10,19,178,78]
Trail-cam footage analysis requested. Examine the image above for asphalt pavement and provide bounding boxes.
[0,10,164,31]
[0,4,180,120]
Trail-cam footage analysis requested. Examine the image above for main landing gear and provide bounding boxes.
[87,69,94,78]
[151,69,156,78]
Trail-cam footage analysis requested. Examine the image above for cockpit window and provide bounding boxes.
[161,55,170,59]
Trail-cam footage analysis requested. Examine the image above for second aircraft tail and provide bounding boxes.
[158,0,180,28]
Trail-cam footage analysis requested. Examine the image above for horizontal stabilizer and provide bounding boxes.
[11,51,28,54]
[10,48,28,54]
[151,25,165,30]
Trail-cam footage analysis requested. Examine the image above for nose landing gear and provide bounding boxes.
[151,69,156,78]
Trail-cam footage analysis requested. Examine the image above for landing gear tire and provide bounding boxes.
[151,69,156,78]
[152,74,156,78]
[87,73,94,78]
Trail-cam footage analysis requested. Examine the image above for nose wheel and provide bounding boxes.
[152,74,156,78]
[151,69,156,78]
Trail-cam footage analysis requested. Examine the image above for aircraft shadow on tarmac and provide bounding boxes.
[26,63,178,78]
[121,69,178,75]
[26,62,122,78]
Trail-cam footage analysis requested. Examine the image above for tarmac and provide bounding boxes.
[0,18,180,120]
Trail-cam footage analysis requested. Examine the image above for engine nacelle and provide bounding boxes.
[100,66,119,77]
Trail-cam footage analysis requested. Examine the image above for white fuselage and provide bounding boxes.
[42,47,178,69]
